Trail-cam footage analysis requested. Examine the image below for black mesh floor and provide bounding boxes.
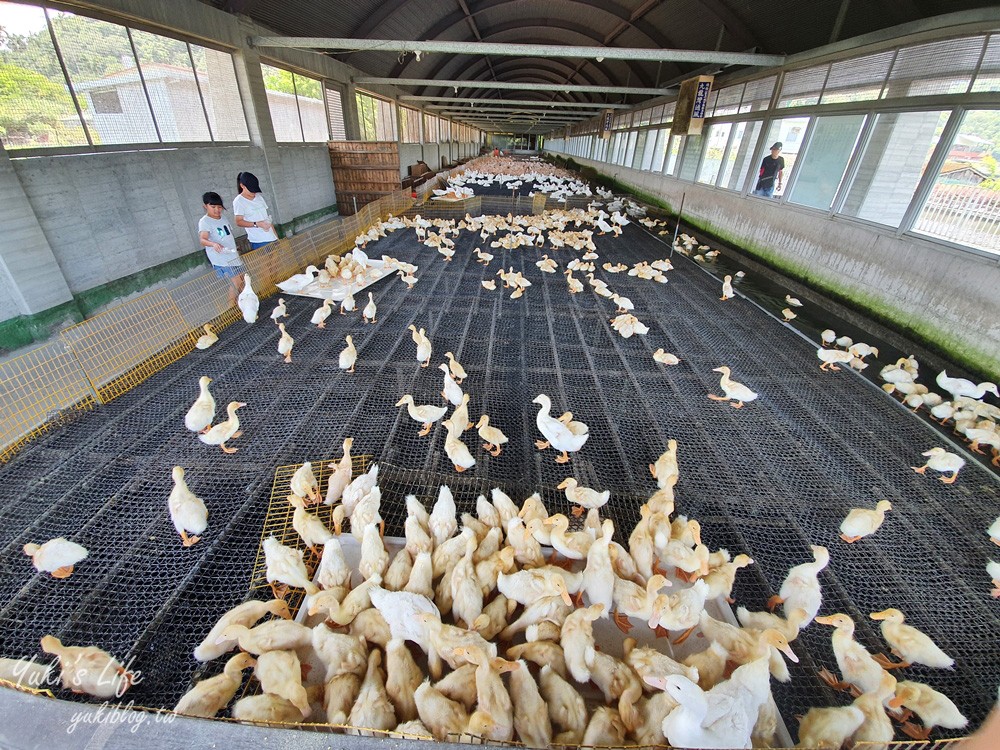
[0,210,997,736]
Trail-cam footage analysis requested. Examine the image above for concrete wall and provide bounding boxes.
[559,154,1000,378]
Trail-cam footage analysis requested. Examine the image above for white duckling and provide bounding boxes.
[430,485,458,547]
[649,439,680,488]
[441,418,476,473]
[444,351,467,383]
[892,680,968,740]
[40,636,133,699]
[255,650,310,718]
[175,652,256,718]
[287,494,334,554]
[817,347,854,371]
[340,288,357,315]
[814,613,901,709]
[263,535,318,598]
[325,437,354,506]
[796,704,865,749]
[475,415,507,456]
[869,608,954,669]
[557,477,610,517]
[720,275,734,300]
[612,575,671,632]
[536,255,558,273]
[348,649,396,735]
[583,520,616,613]
[545,514,593,560]
[438,364,464,406]
[450,532,484,629]
[231,694,303,723]
[836,335,854,349]
[290,460,320,503]
[168,466,208,547]
[310,298,333,329]
[336,334,357,373]
[362,292,377,323]
[911,447,965,484]
[415,680,470,741]
[533,393,589,463]
[839,500,892,542]
[508,659,552,748]
[22,537,88,579]
[195,324,218,349]
[396,394,448,435]
[198,401,245,454]
[497,569,573,607]
[315,537,351,593]
[237,273,258,323]
[654,348,681,365]
[269,298,287,323]
[193,599,290,662]
[990,516,1000,546]
[936,370,999,400]
[782,307,798,321]
[399,270,418,288]
[481,279,496,291]
[785,294,803,307]
[407,325,432,367]
[708,366,758,408]
[767,544,829,625]
[276,323,294,363]
[184,376,215,434]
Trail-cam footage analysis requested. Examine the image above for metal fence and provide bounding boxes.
[914,183,1000,253]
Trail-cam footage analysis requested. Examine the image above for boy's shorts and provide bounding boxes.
[213,264,245,280]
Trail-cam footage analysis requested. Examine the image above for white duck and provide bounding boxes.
[276,323,294,363]
[276,265,319,293]
[194,324,217,349]
[22,537,88,578]
[442,418,476,473]
[269,298,287,323]
[184,376,215,434]
[720,275,734,301]
[168,466,208,547]
[325,437,354,506]
[911,447,965,484]
[237,274,258,323]
[557,477,609,517]
[767,544,829,626]
[533,394,589,464]
[340,288,357,315]
[339,335,357,373]
[310,298,333,328]
[708,366,758,408]
[198,401,245,454]
[396,395,447,436]
[936,370,999,400]
[438,364,464,406]
[362,292,377,324]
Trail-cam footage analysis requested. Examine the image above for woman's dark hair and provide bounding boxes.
[237,171,262,194]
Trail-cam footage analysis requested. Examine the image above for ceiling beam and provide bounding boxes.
[251,37,786,67]
[354,78,672,95]
[402,96,630,108]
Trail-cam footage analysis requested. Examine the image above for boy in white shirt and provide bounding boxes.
[198,191,245,302]
[233,171,279,249]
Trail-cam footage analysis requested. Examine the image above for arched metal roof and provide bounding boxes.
[209,0,1000,130]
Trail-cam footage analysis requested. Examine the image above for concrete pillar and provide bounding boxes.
[0,144,75,317]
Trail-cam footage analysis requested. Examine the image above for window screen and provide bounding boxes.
[821,50,894,104]
[778,65,828,108]
[325,86,347,140]
[883,36,985,97]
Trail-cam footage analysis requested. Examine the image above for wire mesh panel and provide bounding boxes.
[169,271,244,332]
[0,340,95,463]
[59,289,195,403]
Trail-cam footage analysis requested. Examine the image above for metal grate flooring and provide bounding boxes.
[0,209,997,736]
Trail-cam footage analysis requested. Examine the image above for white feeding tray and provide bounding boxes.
[295,534,793,747]
[278,259,397,302]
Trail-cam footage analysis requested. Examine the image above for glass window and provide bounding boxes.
[294,74,327,141]
[0,3,88,149]
[719,120,762,191]
[355,91,395,141]
[740,76,776,113]
[751,117,810,197]
[651,129,668,172]
[912,110,1000,254]
[423,113,439,142]
[191,44,249,142]
[972,34,1000,93]
[262,64,304,141]
[840,111,948,227]
[400,106,421,143]
[788,114,866,210]
[624,131,637,167]
[677,133,703,181]
[131,29,210,143]
[884,37,985,98]
[665,133,684,175]
[53,10,158,144]
[821,51,894,104]
[631,130,647,170]
[697,123,731,185]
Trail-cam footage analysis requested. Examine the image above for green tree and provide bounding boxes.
[262,65,296,96]
[0,62,75,144]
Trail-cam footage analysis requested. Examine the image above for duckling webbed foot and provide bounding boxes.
[50,565,74,579]
[554,451,570,464]
[817,667,850,691]
[418,423,432,436]
[873,652,909,669]
[939,473,958,484]
[454,465,467,473]
[270,582,289,601]
[221,443,239,454]
[901,722,931,741]
[839,533,861,543]
[730,401,745,409]
[180,531,201,547]
[571,506,585,517]
[612,611,633,634]
[231,431,243,439]
[767,595,784,611]
[534,440,550,451]
[707,394,728,402]
[910,465,928,475]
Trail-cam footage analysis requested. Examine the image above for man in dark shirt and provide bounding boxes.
[753,142,785,197]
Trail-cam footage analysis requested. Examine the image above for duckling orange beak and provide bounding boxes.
[888,694,906,710]
[814,615,837,626]
[780,644,799,663]
[644,675,668,691]
[556,479,570,489]
[394,397,406,407]
[560,588,573,607]
[870,609,893,621]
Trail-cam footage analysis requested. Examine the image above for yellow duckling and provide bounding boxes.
[168,466,208,547]
[782,307,798,321]
[481,279,496,291]
[698,612,799,681]
[653,348,680,365]
[310,298,333,328]
[308,574,381,626]
[583,707,628,745]
[40,635,133,699]
[287,494,334,554]
[839,500,892,543]
[737,606,808,642]
[415,680,470,741]
[508,659,552,748]
[441,418,476,473]
[869,608,954,669]
[231,693,303,723]
[589,649,644,732]
[277,322,294,363]
[795,704,865,749]
[767,544,829,625]
[557,477,609,517]
[385,637,422,723]
[325,437,354,506]
[702,553,753,603]
[815,613,903,709]
[454,646,519,742]
[255,650,310,718]
[561,603,604,683]
[444,351,467,383]
[326,673,362,725]
[612,574,670,633]
[539,664,588,745]
[582,519,616,613]
[533,393,589,463]
[892,680,968,740]
[911,447,965,484]
[269,297,287,323]
[175,652,256,717]
[289,460,320,503]
[348,649,396,735]
[340,288,356,315]
[198,400,245,453]
[471,414,506,456]
[817,347,854,371]
[195,324,218,349]
[708,366,758,408]
[339,334,357,373]
[450,530,483,628]
[407,324,432,367]
[545,513,593,560]
[22,537,88,579]
[439,363,464,406]
[263,536,318,599]
[193,598,290,661]
[362,292,377,323]
[471,594,516,640]
[497,569,573,606]
[216,619,312,655]
[720,274,734,300]
[184,375,215,434]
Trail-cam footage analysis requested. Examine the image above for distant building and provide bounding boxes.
[947,133,993,162]
[939,161,991,185]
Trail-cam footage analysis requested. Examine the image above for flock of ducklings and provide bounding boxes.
[8,159,996,746]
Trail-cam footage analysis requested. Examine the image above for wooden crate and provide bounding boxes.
[328,141,401,216]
